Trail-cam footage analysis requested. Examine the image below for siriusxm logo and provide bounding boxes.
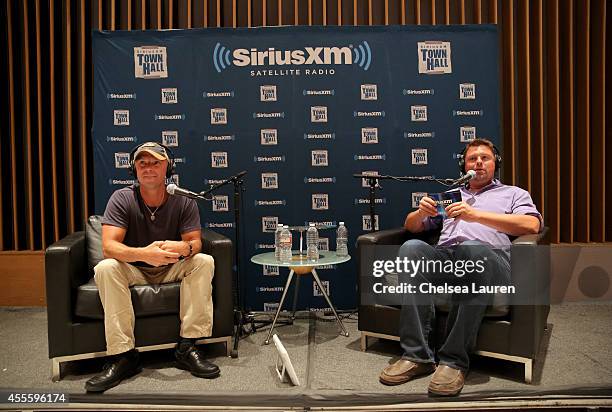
[354,110,385,117]
[206,222,234,228]
[354,154,386,160]
[360,84,378,100]
[154,114,185,120]
[113,110,129,126]
[453,109,483,116]
[303,89,335,96]
[203,91,235,98]
[161,88,178,104]
[304,133,335,140]
[263,265,280,276]
[263,302,280,312]
[354,198,386,205]
[260,85,277,102]
[362,214,380,231]
[311,106,328,123]
[210,108,228,125]
[253,111,285,119]
[254,200,286,206]
[106,136,136,142]
[212,41,372,73]
[114,152,131,169]
[134,46,167,79]
[318,238,329,252]
[411,105,428,121]
[262,216,279,233]
[404,131,435,138]
[460,126,476,142]
[460,83,476,99]
[311,150,329,167]
[255,243,275,250]
[313,280,330,297]
[107,92,136,99]
[254,155,286,163]
[260,129,278,145]
[205,134,235,141]
[417,41,452,74]
[361,127,378,144]
[411,148,428,165]
[412,192,428,208]
[312,194,329,210]
[304,177,336,184]
[361,171,380,187]
[211,152,229,168]
[161,130,178,147]
[257,286,284,292]
[109,178,137,185]
[402,89,434,95]
[261,173,279,189]
[212,195,229,212]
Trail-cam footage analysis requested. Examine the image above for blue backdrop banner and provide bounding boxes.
[92,24,501,312]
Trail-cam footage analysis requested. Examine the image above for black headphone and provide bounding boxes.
[128,142,176,179]
[458,142,502,174]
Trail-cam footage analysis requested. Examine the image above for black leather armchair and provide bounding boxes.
[45,216,234,381]
[357,227,550,383]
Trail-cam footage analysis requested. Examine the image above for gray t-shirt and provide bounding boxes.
[102,185,201,265]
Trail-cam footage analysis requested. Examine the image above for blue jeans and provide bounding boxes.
[397,239,510,372]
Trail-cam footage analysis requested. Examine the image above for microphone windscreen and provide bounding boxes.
[166,183,177,194]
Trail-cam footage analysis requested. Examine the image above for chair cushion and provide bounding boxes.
[75,278,181,320]
[86,215,105,274]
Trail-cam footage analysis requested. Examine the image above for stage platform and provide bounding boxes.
[1,304,611,410]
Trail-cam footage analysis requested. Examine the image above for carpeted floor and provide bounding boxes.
[1,304,611,407]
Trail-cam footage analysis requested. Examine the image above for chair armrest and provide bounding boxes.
[512,226,550,246]
[45,231,86,358]
[357,227,440,246]
[201,229,234,334]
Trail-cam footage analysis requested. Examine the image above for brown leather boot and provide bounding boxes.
[379,358,435,386]
[428,364,465,396]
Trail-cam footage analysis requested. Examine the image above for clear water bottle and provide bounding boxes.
[306,223,319,261]
[279,225,293,262]
[336,222,348,256]
[274,223,283,261]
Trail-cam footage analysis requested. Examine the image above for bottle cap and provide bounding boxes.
[339,221,345,225]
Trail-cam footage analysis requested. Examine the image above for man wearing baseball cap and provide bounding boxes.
[85,142,219,392]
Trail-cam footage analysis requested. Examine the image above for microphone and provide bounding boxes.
[202,171,248,196]
[454,169,477,186]
[166,183,203,200]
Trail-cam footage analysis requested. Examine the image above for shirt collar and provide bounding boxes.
[460,178,502,195]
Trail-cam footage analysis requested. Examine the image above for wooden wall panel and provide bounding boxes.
[0,0,609,264]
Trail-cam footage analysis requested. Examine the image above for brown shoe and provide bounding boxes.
[379,358,435,386]
[428,365,465,396]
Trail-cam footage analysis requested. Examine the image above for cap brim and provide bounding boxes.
[135,149,167,161]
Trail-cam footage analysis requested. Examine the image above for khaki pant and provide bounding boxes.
[93,254,215,355]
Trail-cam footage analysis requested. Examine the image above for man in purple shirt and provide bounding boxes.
[379,138,542,396]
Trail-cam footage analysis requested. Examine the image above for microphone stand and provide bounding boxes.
[352,174,463,232]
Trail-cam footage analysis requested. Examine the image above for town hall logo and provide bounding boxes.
[113,110,130,126]
[311,150,329,167]
[460,126,476,142]
[161,130,178,146]
[212,195,229,212]
[211,152,228,168]
[459,83,476,99]
[311,106,328,123]
[411,105,428,122]
[260,85,277,102]
[134,46,168,79]
[360,84,378,100]
[417,41,452,74]
[312,194,329,210]
[211,108,227,125]
[361,127,378,144]
[161,88,178,104]
[261,173,279,189]
[260,129,278,145]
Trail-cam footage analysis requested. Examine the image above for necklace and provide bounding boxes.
[143,191,164,221]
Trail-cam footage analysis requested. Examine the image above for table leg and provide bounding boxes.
[311,269,349,337]
[264,269,295,345]
[291,275,301,320]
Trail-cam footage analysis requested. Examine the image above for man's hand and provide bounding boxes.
[159,240,190,257]
[141,241,180,267]
[445,201,480,222]
[417,196,439,218]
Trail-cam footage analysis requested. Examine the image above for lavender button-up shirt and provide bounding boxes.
[422,179,542,248]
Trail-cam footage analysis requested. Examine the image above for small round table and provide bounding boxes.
[251,251,351,345]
